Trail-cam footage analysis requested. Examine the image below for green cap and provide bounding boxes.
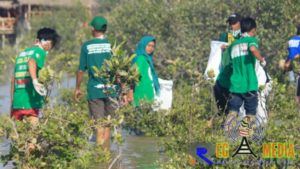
[89,16,107,31]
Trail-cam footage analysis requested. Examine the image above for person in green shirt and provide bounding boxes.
[133,35,160,106]
[214,13,242,115]
[226,17,266,126]
[219,13,242,45]
[74,16,117,149]
[10,28,60,124]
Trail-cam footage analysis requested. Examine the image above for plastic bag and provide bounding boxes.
[153,78,173,111]
[204,41,228,81]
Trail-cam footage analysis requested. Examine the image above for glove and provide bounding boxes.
[32,79,47,96]
[260,58,266,67]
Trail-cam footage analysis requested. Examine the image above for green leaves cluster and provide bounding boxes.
[0,106,107,169]
[103,0,300,83]
[93,42,140,94]
[38,66,62,87]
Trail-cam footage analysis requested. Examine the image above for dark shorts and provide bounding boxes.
[296,76,300,96]
[228,92,258,116]
[11,109,39,120]
[213,81,230,115]
[88,98,117,119]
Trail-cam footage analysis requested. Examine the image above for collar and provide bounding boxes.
[241,32,251,37]
[95,35,105,39]
[34,42,48,54]
[35,42,43,49]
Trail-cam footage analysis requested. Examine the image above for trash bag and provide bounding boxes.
[153,78,173,111]
[204,41,228,81]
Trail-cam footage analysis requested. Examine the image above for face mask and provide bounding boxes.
[230,29,241,37]
[241,32,250,37]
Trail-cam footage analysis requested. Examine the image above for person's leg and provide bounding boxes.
[228,93,243,115]
[27,116,39,125]
[225,93,243,131]
[241,91,258,137]
[102,127,110,151]
[243,91,258,116]
[213,81,230,115]
[11,109,39,125]
[296,76,300,108]
[88,99,106,146]
[102,98,118,151]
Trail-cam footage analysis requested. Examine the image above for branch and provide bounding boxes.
[8,117,19,139]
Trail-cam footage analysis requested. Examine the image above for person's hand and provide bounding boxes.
[221,44,228,49]
[260,58,266,67]
[278,59,285,70]
[32,79,47,96]
[127,89,133,102]
[121,94,128,105]
[74,88,82,102]
[121,89,133,106]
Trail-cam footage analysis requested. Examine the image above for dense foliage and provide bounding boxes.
[0,0,300,168]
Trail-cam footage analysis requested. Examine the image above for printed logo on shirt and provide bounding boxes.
[19,50,34,57]
[87,43,111,54]
[288,39,300,48]
[231,43,248,59]
[16,79,30,85]
[18,64,28,71]
[15,71,30,78]
[16,57,29,64]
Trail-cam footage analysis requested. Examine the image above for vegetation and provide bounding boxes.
[93,42,140,96]
[0,0,300,168]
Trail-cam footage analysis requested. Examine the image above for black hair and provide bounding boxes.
[297,25,300,35]
[37,28,60,47]
[241,17,256,33]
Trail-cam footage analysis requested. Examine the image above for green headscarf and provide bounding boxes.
[133,35,160,96]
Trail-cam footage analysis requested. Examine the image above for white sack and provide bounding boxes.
[204,41,228,81]
[153,78,173,111]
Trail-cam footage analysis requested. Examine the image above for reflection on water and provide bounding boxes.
[0,133,165,169]
[117,132,165,169]
[0,82,10,114]
[0,138,14,169]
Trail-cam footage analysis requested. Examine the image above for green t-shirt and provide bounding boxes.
[13,46,47,109]
[217,31,241,89]
[133,55,155,106]
[216,48,232,88]
[79,38,116,100]
[229,36,259,93]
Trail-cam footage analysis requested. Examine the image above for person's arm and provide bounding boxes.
[10,75,15,105]
[284,60,292,71]
[28,58,37,80]
[74,45,87,102]
[29,57,47,96]
[74,71,84,102]
[250,46,264,62]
